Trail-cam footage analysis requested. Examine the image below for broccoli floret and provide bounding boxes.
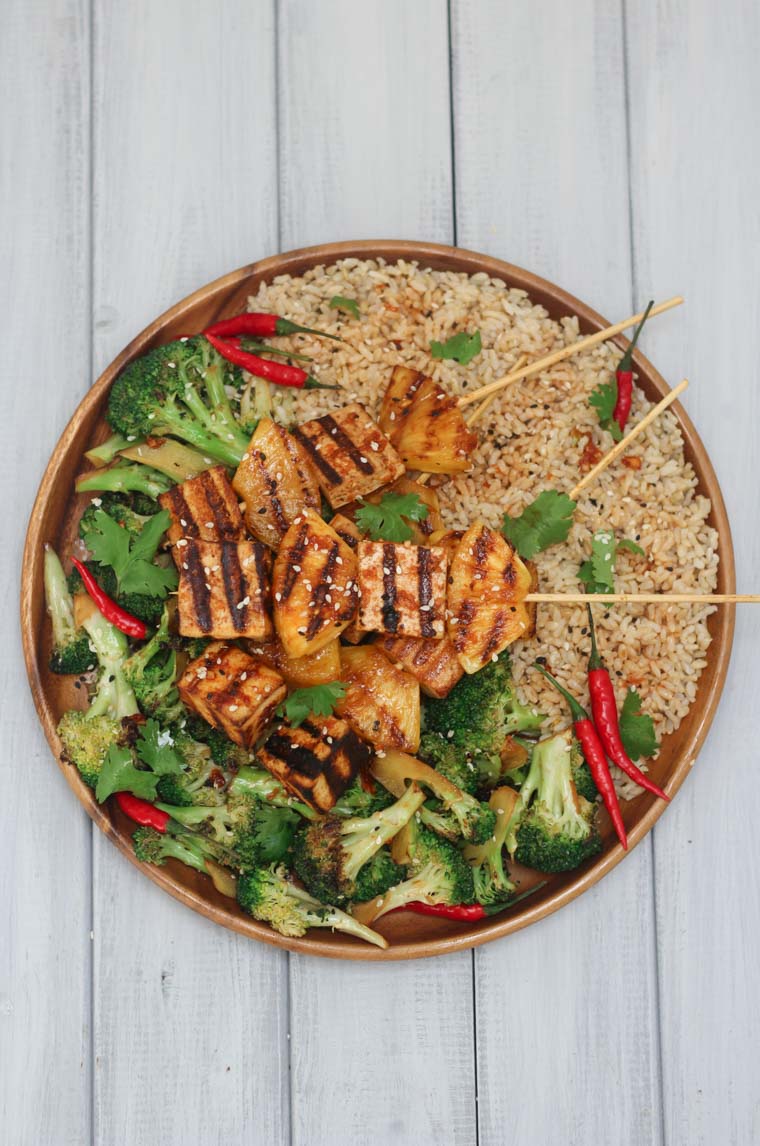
[331,774,396,817]
[357,827,475,922]
[76,460,174,501]
[57,710,123,789]
[79,495,150,540]
[157,790,303,870]
[106,337,250,468]
[373,752,496,845]
[511,730,602,873]
[183,714,250,770]
[43,546,96,675]
[132,823,220,875]
[418,731,479,795]
[130,491,161,516]
[572,752,599,803]
[422,655,545,786]
[82,611,139,720]
[352,848,406,903]
[154,732,223,807]
[229,766,317,817]
[123,607,184,723]
[184,637,212,661]
[67,560,165,626]
[236,865,387,948]
[292,783,425,905]
[463,787,519,907]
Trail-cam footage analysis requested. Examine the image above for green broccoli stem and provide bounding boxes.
[198,359,251,453]
[341,784,426,881]
[284,881,388,947]
[82,611,138,720]
[76,463,173,500]
[43,545,77,648]
[123,607,170,678]
[154,401,245,468]
[230,767,319,820]
[85,433,135,466]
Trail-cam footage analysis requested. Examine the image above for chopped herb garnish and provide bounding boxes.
[85,508,177,598]
[619,688,659,761]
[278,682,347,729]
[95,744,158,804]
[501,490,576,560]
[329,295,360,320]
[136,719,183,776]
[355,491,429,543]
[430,330,482,365]
[589,380,623,441]
[578,530,644,594]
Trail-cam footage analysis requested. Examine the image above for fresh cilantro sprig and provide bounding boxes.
[249,804,302,864]
[430,330,482,365]
[578,530,644,594]
[502,490,577,560]
[619,688,659,760]
[136,719,183,777]
[589,380,623,441]
[85,508,177,598]
[329,295,360,320]
[278,682,347,729]
[355,491,429,543]
[95,744,158,804]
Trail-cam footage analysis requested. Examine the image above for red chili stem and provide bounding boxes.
[205,332,336,390]
[586,607,669,802]
[533,663,628,850]
[70,556,147,640]
[204,312,340,341]
[115,792,169,831]
[613,299,654,431]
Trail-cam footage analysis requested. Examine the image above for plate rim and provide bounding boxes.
[20,239,736,960]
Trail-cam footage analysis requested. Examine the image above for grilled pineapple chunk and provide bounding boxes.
[336,645,420,753]
[447,522,533,673]
[271,509,358,658]
[379,366,478,474]
[356,540,447,639]
[232,417,321,549]
[177,642,286,749]
[175,539,272,640]
[374,634,464,699]
[257,715,371,812]
[159,465,246,546]
[428,528,465,564]
[293,402,404,508]
[245,636,341,689]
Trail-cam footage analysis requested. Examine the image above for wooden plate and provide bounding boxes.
[20,241,735,960]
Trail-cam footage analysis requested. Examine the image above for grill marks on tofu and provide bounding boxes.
[159,466,246,546]
[176,539,272,639]
[378,366,478,474]
[447,522,533,674]
[177,642,286,749]
[272,509,358,657]
[257,715,371,812]
[293,402,404,508]
[356,540,447,639]
[374,634,465,699]
[335,646,421,753]
[232,418,321,549]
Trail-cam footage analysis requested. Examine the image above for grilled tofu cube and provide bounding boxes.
[177,642,286,749]
[336,645,420,753]
[447,522,533,673]
[293,402,404,508]
[328,514,364,644]
[374,634,464,699]
[356,540,447,639]
[258,715,371,812]
[232,417,321,549]
[244,636,341,689]
[378,366,478,474]
[272,509,358,657]
[159,466,246,547]
[176,539,272,640]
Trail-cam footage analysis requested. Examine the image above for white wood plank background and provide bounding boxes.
[3,1,758,1143]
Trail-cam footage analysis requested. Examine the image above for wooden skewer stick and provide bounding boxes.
[527,593,756,605]
[457,295,684,409]
[569,378,689,499]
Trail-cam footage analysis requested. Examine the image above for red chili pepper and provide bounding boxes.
[612,299,654,432]
[205,332,336,390]
[204,312,340,342]
[586,607,669,802]
[115,792,169,831]
[406,901,489,921]
[534,664,628,850]
[70,556,147,640]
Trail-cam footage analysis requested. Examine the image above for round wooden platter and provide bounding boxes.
[21,241,736,961]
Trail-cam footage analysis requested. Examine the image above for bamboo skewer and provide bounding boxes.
[457,295,684,409]
[569,378,689,499]
[527,593,755,605]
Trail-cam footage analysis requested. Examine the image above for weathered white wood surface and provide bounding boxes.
[3,1,758,1143]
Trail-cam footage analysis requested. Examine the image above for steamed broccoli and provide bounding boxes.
[418,731,479,795]
[422,655,545,786]
[463,786,519,907]
[57,710,123,789]
[76,460,173,501]
[228,766,318,818]
[106,337,250,468]
[153,731,224,807]
[237,865,387,948]
[123,607,183,723]
[82,611,139,720]
[509,730,602,873]
[292,783,425,905]
[78,494,151,541]
[43,546,95,675]
[157,789,303,870]
[356,826,475,923]
[571,754,599,803]
[182,714,250,771]
[331,774,396,818]
[132,822,222,875]
[372,752,496,845]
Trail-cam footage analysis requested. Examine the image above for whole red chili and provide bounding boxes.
[612,299,654,432]
[586,607,669,802]
[115,792,169,831]
[534,664,628,850]
[205,332,336,390]
[70,556,147,640]
[204,312,340,342]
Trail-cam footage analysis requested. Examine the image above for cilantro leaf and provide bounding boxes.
[95,744,159,804]
[430,329,482,365]
[329,295,360,320]
[355,491,429,543]
[619,688,659,761]
[86,508,178,598]
[136,719,183,776]
[501,490,577,560]
[578,530,645,594]
[278,682,347,728]
[589,380,623,441]
[249,804,302,864]
[618,538,645,557]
